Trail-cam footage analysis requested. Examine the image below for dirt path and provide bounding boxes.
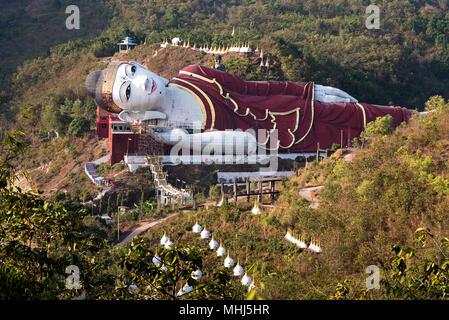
[119,213,178,245]
[298,186,324,209]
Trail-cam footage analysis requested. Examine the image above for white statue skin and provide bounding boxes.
[111,61,360,154]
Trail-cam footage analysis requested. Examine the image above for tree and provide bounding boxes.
[68,116,90,137]
[106,196,111,216]
[98,196,103,215]
[138,188,144,221]
[41,100,72,134]
[116,236,241,300]
[0,130,112,299]
[381,228,449,300]
[359,114,394,147]
[209,185,220,200]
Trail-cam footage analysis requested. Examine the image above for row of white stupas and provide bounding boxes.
[155,224,255,297]
[160,38,257,55]
[284,230,322,253]
[191,221,256,289]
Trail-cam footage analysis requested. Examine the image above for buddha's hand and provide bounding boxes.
[314,85,358,103]
[118,110,167,123]
[147,129,258,155]
[147,128,189,145]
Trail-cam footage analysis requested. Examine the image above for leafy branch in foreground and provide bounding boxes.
[0,130,113,299]
[115,236,243,300]
[382,228,449,300]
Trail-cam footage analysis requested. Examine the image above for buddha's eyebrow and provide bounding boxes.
[123,64,132,77]
[117,65,129,80]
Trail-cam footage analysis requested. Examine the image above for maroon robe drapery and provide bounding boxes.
[168,65,413,152]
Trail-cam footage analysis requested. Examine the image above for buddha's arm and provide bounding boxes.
[148,128,257,155]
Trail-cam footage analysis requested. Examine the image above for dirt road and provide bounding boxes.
[119,213,178,245]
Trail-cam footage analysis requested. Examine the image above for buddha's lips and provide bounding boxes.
[150,79,157,94]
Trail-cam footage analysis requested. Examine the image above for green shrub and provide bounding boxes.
[68,116,91,137]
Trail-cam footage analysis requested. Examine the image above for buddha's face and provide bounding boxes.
[112,61,168,112]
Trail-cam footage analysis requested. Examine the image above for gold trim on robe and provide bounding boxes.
[356,103,367,129]
[294,82,314,145]
[178,70,308,150]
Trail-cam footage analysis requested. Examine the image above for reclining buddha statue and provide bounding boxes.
[85,60,414,154]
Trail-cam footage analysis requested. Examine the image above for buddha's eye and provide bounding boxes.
[126,64,136,77]
[126,84,131,100]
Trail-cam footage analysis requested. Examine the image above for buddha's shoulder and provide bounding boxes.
[179,64,217,76]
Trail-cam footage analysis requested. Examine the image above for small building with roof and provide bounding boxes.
[118,37,137,53]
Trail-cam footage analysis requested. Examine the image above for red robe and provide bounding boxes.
[169,65,413,152]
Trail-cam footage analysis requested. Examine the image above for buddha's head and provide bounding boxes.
[85,60,168,113]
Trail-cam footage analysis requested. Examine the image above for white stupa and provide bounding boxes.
[308,238,322,253]
[265,58,269,68]
[251,198,261,215]
[296,235,308,249]
[191,269,202,280]
[160,232,169,245]
[285,230,308,249]
[224,252,235,268]
[217,193,226,207]
[200,227,211,239]
[209,236,219,250]
[284,230,293,242]
[248,280,257,291]
[241,273,252,286]
[192,221,202,233]
[164,239,174,249]
[152,250,162,266]
[233,260,244,276]
[160,39,169,48]
[183,283,193,293]
[216,241,226,257]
